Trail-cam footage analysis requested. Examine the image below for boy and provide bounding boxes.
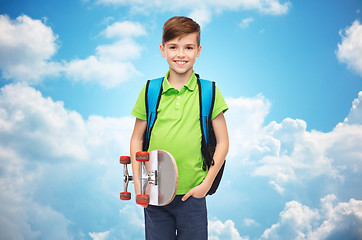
[130,16,229,239]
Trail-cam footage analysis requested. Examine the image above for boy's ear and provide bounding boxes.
[196,45,202,57]
[160,44,166,57]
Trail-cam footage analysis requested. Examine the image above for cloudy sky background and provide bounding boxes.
[1,0,362,239]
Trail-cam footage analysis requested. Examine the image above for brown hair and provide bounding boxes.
[162,16,201,46]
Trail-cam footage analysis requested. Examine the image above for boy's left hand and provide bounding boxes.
[181,182,210,201]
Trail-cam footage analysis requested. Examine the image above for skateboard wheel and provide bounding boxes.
[136,151,149,162]
[120,156,131,164]
[120,192,131,200]
[136,194,150,206]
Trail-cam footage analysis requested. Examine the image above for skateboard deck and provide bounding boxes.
[120,150,178,206]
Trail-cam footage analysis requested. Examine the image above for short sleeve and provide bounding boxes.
[131,84,147,120]
[211,86,228,120]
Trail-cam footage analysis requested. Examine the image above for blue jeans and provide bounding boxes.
[144,195,208,240]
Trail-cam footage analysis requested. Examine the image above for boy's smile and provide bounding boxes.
[175,60,187,66]
[160,32,201,79]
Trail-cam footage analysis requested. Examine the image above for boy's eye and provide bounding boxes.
[169,46,176,49]
[187,46,194,50]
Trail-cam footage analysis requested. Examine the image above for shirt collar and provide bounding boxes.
[162,71,197,93]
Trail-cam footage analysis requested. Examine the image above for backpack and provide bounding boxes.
[142,74,225,195]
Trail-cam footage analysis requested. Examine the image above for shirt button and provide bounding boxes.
[177,96,181,99]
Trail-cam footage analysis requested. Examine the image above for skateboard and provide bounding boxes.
[119,150,178,207]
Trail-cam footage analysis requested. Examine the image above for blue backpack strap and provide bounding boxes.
[198,76,225,196]
[199,78,215,145]
[143,77,164,150]
[197,77,215,170]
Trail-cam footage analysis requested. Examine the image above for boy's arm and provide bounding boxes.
[182,112,229,200]
[130,118,147,197]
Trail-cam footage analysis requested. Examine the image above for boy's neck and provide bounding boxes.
[167,69,193,91]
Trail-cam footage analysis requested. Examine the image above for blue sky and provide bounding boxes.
[1,0,362,239]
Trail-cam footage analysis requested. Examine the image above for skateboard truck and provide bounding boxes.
[120,150,178,207]
[135,151,152,206]
[119,151,155,206]
[119,156,132,201]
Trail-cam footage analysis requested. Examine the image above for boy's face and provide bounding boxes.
[160,32,201,77]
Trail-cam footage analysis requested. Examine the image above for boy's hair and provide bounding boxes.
[162,16,201,46]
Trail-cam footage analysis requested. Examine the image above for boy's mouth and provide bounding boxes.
[174,60,188,66]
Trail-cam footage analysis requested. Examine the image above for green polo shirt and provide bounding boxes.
[132,71,228,194]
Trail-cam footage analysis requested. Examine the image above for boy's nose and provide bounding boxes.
[177,49,185,57]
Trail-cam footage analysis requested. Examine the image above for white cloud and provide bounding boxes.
[258,0,291,15]
[102,21,147,39]
[239,17,254,29]
[0,143,74,240]
[209,219,249,240]
[337,20,362,77]
[64,55,140,88]
[64,20,145,88]
[258,117,362,194]
[188,7,212,28]
[243,218,259,227]
[96,39,143,61]
[251,118,341,193]
[261,194,362,240]
[89,231,110,240]
[225,92,362,194]
[96,0,291,26]
[0,14,145,88]
[119,205,144,230]
[0,82,89,160]
[225,94,271,161]
[0,83,135,239]
[0,83,134,159]
[343,91,362,125]
[0,14,62,83]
